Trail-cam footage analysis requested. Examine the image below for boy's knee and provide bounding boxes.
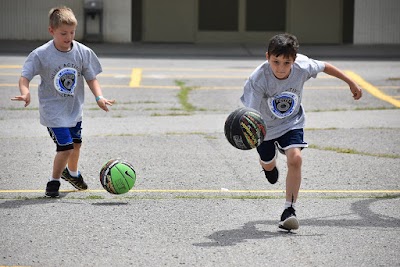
[287,150,302,168]
[259,158,276,171]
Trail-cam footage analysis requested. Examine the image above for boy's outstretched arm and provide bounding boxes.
[11,77,31,107]
[87,78,116,112]
[323,62,362,100]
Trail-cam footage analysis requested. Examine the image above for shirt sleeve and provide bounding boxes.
[240,78,265,111]
[295,54,325,79]
[307,58,325,78]
[21,51,40,81]
[82,48,102,81]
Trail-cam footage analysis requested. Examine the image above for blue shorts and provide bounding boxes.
[47,122,82,152]
[256,129,307,164]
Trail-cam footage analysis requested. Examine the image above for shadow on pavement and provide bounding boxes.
[194,196,400,247]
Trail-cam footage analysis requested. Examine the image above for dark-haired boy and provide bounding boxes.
[241,33,362,230]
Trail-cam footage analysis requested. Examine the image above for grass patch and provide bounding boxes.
[175,80,197,112]
[118,100,159,104]
[151,112,192,117]
[165,131,218,140]
[103,133,146,137]
[309,108,348,112]
[309,144,400,159]
[175,195,281,200]
[374,194,400,199]
[354,106,399,111]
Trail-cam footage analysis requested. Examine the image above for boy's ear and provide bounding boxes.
[265,52,269,60]
[48,26,54,36]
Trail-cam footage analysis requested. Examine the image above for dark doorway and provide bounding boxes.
[132,0,142,41]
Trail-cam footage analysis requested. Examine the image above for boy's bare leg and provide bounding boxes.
[67,143,81,172]
[52,150,73,179]
[285,147,302,202]
[59,143,87,190]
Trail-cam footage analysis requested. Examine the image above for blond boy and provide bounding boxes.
[12,7,115,197]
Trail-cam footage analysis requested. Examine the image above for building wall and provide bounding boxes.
[141,0,343,44]
[354,0,400,44]
[0,0,83,40]
[143,0,196,42]
[0,0,131,42]
[287,0,342,44]
[0,0,399,44]
[102,1,131,42]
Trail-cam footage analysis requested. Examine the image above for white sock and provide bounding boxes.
[49,177,60,182]
[284,201,296,209]
[67,167,79,177]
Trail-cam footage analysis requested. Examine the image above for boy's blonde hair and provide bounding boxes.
[49,6,78,29]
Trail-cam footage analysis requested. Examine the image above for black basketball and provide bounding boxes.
[224,107,266,150]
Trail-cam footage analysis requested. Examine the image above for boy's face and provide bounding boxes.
[49,24,76,52]
[266,53,295,80]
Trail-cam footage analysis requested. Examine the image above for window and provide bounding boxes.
[198,0,239,31]
[246,0,286,31]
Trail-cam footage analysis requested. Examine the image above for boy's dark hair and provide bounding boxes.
[267,33,299,59]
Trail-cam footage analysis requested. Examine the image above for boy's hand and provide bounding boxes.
[11,93,31,107]
[97,97,115,112]
[350,84,362,100]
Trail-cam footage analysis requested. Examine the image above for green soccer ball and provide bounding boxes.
[100,159,136,194]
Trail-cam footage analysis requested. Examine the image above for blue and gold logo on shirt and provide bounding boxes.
[53,67,77,96]
[268,92,298,119]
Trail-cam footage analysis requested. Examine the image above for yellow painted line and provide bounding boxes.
[0,73,22,76]
[129,68,142,87]
[0,83,179,89]
[145,74,248,79]
[104,67,254,72]
[0,65,21,69]
[0,83,18,86]
[98,73,130,78]
[99,84,180,89]
[135,85,180,89]
[117,85,179,89]
[0,83,386,91]
[101,84,132,88]
[345,70,400,108]
[0,83,397,93]
[195,86,350,90]
[0,83,38,87]
[140,67,253,72]
[195,86,243,90]
[0,189,399,194]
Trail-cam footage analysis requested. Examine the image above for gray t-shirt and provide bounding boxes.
[241,54,325,140]
[21,40,102,128]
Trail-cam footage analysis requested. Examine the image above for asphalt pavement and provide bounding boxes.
[0,41,399,267]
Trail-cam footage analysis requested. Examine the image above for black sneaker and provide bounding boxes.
[262,166,279,184]
[61,168,88,190]
[279,207,299,231]
[45,180,60,198]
